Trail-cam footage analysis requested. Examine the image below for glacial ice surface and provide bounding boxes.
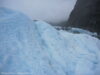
[0,8,100,75]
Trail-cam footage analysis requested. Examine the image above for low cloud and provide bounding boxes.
[0,0,77,25]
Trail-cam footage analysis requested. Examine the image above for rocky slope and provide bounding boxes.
[67,0,100,34]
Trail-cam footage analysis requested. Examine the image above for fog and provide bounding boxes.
[0,0,77,25]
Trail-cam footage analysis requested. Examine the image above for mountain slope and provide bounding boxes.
[67,0,100,34]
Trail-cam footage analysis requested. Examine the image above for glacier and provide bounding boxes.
[0,7,100,75]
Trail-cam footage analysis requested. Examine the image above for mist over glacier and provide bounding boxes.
[0,0,77,24]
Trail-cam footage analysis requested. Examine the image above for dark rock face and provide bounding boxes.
[67,0,100,34]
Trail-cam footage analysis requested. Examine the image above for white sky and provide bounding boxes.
[0,0,77,24]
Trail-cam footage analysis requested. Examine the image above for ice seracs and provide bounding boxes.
[0,7,100,75]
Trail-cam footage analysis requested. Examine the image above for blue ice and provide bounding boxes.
[0,8,100,75]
